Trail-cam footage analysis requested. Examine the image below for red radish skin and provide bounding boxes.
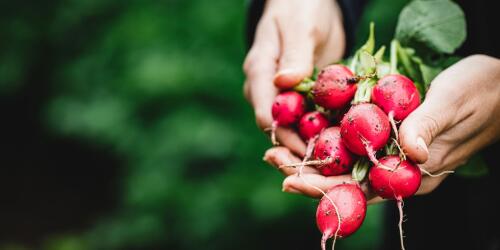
[313,65,357,110]
[372,74,420,121]
[270,91,306,144]
[299,111,330,161]
[368,156,422,250]
[299,111,330,141]
[312,127,355,176]
[368,156,422,200]
[340,103,390,164]
[316,184,367,250]
[272,91,306,126]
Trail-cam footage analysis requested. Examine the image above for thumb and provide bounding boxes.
[274,29,315,89]
[399,99,454,164]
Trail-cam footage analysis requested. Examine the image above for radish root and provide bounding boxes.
[294,152,340,250]
[397,198,406,250]
[420,167,454,177]
[388,111,400,142]
[304,134,320,161]
[279,158,334,169]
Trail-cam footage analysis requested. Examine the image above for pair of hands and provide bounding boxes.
[243,0,500,204]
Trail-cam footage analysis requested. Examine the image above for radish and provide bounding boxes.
[298,111,330,142]
[340,103,390,165]
[368,156,422,250]
[316,183,366,250]
[299,111,330,160]
[369,156,421,200]
[312,127,355,176]
[270,91,306,145]
[372,74,420,121]
[312,65,357,110]
[372,74,420,141]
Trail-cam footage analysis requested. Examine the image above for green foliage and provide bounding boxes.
[396,0,466,54]
[0,0,417,249]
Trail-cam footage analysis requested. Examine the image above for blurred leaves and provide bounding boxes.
[0,0,410,249]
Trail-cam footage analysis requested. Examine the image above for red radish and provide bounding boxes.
[368,156,422,199]
[299,111,330,160]
[340,103,390,165]
[313,65,357,110]
[312,127,355,176]
[299,111,329,141]
[316,184,366,250]
[372,74,420,121]
[368,156,422,250]
[270,91,306,144]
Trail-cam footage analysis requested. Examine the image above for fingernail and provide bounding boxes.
[275,68,296,78]
[416,137,429,154]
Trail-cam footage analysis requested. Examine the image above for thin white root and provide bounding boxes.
[304,135,319,162]
[389,112,400,142]
[420,167,455,177]
[397,199,406,250]
[362,139,394,171]
[391,138,407,161]
[296,156,340,250]
[279,158,333,169]
[321,232,328,250]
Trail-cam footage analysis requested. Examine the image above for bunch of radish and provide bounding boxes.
[267,22,458,250]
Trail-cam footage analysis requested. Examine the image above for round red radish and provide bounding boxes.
[316,184,366,250]
[368,156,422,199]
[340,103,390,156]
[372,74,420,121]
[298,111,330,141]
[272,91,306,126]
[313,65,357,110]
[312,127,355,176]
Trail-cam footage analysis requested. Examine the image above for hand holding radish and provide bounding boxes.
[246,0,500,249]
[243,0,345,156]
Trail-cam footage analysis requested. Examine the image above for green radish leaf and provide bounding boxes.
[293,80,315,93]
[359,51,377,75]
[395,0,466,54]
[377,62,391,79]
[360,22,375,55]
[350,22,376,73]
[352,158,370,182]
[312,66,320,80]
[418,63,442,91]
[374,46,386,63]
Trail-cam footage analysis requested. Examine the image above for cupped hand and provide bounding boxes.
[243,0,346,156]
[269,55,500,204]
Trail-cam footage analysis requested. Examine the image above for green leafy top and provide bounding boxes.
[395,0,466,54]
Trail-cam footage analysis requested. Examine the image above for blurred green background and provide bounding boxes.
[0,0,407,249]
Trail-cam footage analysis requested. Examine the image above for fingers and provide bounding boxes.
[398,97,454,164]
[263,147,318,176]
[243,17,280,129]
[274,30,315,89]
[275,127,307,157]
[282,173,355,198]
[273,15,316,89]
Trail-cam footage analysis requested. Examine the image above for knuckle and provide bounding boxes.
[243,52,269,76]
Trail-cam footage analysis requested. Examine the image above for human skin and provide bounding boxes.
[263,55,500,204]
[243,0,346,156]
